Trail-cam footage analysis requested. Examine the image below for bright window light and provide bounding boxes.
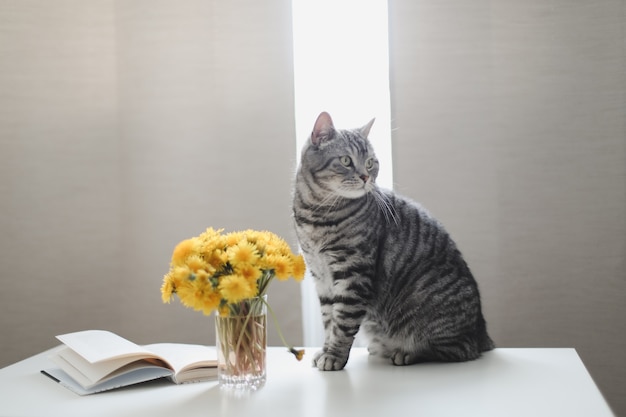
[292,0,392,346]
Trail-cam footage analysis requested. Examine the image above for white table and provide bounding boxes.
[0,347,615,417]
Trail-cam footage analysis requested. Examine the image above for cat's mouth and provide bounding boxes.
[337,189,367,198]
[335,180,372,199]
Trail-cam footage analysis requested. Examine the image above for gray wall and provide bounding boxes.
[389,1,625,415]
[0,0,301,366]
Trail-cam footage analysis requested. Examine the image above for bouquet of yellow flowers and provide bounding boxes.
[161,228,306,367]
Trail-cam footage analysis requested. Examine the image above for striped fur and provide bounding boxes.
[293,112,494,371]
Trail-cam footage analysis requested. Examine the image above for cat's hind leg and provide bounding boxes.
[367,338,385,357]
[400,336,483,364]
[359,319,386,356]
[390,350,423,366]
[386,337,432,366]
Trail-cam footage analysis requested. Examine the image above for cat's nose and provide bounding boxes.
[360,175,369,183]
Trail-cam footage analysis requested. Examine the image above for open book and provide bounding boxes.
[42,330,217,395]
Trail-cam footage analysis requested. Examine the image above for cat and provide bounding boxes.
[293,112,494,371]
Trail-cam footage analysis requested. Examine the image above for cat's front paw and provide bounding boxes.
[313,350,348,371]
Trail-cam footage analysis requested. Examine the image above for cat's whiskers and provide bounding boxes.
[310,188,346,217]
[370,192,390,224]
[325,192,345,216]
[372,189,399,226]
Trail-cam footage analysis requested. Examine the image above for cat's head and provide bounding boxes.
[299,112,379,199]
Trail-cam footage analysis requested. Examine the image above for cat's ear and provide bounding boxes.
[311,112,335,147]
[360,117,376,138]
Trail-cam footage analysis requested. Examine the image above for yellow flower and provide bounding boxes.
[251,231,271,252]
[194,269,210,282]
[265,234,291,256]
[199,290,221,315]
[218,303,230,317]
[197,228,226,262]
[186,254,208,273]
[236,264,262,286]
[207,249,227,272]
[219,274,256,303]
[290,348,305,361]
[171,238,196,266]
[291,254,306,281]
[171,265,193,285]
[161,275,174,303]
[199,227,223,244]
[175,284,199,310]
[228,240,260,267]
[265,254,292,280]
[224,231,245,247]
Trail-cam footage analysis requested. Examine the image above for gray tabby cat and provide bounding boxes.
[293,112,494,371]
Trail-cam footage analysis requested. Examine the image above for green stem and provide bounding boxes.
[260,296,291,349]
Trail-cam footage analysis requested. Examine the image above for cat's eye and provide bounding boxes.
[340,156,352,167]
[365,158,375,170]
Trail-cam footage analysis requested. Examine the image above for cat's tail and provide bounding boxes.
[478,315,495,352]
[480,333,496,352]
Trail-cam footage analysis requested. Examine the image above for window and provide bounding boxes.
[292,0,392,345]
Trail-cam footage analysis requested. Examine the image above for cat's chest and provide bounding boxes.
[294,222,335,262]
[294,222,326,256]
[299,248,335,292]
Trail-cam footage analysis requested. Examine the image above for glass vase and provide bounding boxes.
[215,295,267,390]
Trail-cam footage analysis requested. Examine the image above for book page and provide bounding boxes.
[50,348,95,388]
[53,346,168,386]
[57,330,156,363]
[144,344,217,379]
